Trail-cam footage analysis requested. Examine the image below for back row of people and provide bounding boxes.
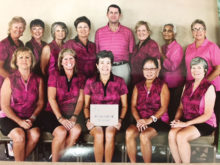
[0,3,219,163]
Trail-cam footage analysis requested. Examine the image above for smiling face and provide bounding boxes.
[16,51,32,70]
[31,25,44,40]
[192,23,206,41]
[61,52,76,71]
[10,22,25,40]
[96,57,112,76]
[54,25,66,41]
[162,25,175,42]
[142,60,158,80]
[136,25,150,42]
[191,63,206,80]
[76,22,90,38]
[107,7,121,24]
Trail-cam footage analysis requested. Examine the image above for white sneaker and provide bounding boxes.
[7,141,14,157]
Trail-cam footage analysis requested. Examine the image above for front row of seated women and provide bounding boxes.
[0,47,216,163]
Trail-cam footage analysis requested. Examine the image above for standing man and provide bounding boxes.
[95,4,135,85]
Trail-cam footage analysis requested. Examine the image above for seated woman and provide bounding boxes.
[64,16,96,78]
[84,50,128,162]
[168,57,216,163]
[0,47,44,161]
[41,48,84,162]
[126,57,170,163]
[25,19,47,75]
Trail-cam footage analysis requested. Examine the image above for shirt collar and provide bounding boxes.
[74,36,89,49]
[193,39,209,48]
[167,40,176,49]
[8,35,22,47]
[107,23,121,32]
[137,36,151,49]
[96,73,114,82]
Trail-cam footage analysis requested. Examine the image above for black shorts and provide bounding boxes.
[194,123,216,136]
[36,111,61,133]
[148,120,170,132]
[0,117,39,136]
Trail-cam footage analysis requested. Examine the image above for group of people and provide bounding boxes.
[0,4,219,163]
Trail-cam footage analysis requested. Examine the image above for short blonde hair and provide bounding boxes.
[135,21,151,33]
[11,47,36,70]
[8,16,26,34]
[58,48,77,72]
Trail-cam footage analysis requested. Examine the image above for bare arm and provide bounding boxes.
[83,94,91,119]
[29,78,44,121]
[131,86,141,121]
[207,65,220,82]
[40,45,51,76]
[119,94,127,119]
[0,61,9,78]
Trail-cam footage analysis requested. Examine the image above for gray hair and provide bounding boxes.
[51,22,68,40]
[191,19,206,31]
[190,57,208,75]
[162,23,176,34]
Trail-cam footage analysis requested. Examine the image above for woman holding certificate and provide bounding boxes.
[126,57,170,163]
[84,50,128,162]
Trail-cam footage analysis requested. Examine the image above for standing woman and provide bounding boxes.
[84,50,128,162]
[0,16,26,86]
[64,16,96,78]
[126,57,170,163]
[185,19,220,146]
[161,24,185,120]
[130,21,161,86]
[41,22,68,76]
[169,57,216,163]
[25,19,47,75]
[0,47,44,161]
[41,48,84,162]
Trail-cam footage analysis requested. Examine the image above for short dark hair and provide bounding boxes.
[142,57,159,69]
[30,19,45,29]
[74,16,91,29]
[107,4,121,14]
[96,50,114,65]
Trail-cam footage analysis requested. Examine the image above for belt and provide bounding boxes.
[113,61,128,66]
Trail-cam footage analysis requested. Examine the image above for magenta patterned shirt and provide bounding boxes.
[84,74,128,104]
[135,78,169,123]
[95,24,135,62]
[48,40,63,74]
[63,37,96,78]
[46,71,85,117]
[181,79,216,127]
[131,37,161,85]
[0,35,24,86]
[1,71,41,118]
[162,40,185,88]
[25,37,47,63]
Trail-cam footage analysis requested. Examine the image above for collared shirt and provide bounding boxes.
[48,40,63,74]
[95,24,135,62]
[63,36,96,78]
[25,37,47,63]
[135,78,169,123]
[1,71,41,118]
[162,40,184,88]
[185,39,220,91]
[46,71,85,117]
[84,74,128,104]
[130,37,160,85]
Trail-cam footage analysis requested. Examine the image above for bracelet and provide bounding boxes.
[57,116,63,121]
[30,115,36,121]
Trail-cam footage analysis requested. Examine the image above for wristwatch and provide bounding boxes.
[151,115,157,122]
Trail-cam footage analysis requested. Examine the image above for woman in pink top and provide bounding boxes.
[169,57,216,163]
[185,19,220,149]
[161,24,185,120]
[40,48,84,162]
[41,22,68,76]
[126,57,170,163]
[0,47,44,161]
[130,21,161,86]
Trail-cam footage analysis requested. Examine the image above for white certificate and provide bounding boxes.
[90,104,119,126]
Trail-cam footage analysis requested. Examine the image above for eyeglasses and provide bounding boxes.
[192,27,204,32]
[143,68,157,71]
[163,29,173,33]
